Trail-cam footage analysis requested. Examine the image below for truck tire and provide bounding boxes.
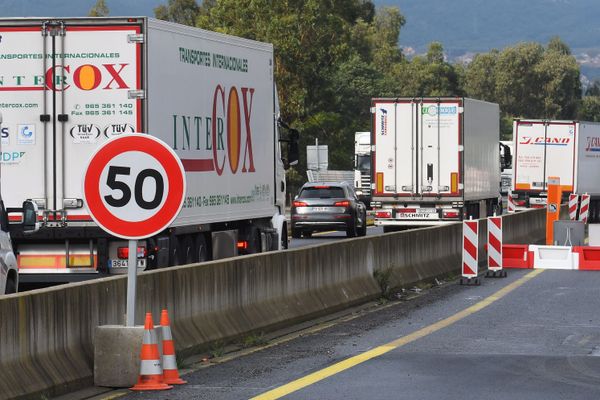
[180,235,195,265]
[5,275,16,294]
[281,224,289,250]
[195,234,209,262]
[169,235,180,267]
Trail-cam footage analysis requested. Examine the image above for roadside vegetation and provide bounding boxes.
[91,0,600,195]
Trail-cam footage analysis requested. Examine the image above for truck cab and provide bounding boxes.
[354,131,371,207]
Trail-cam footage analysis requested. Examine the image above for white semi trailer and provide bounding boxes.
[370,97,501,230]
[0,17,298,283]
[512,119,600,221]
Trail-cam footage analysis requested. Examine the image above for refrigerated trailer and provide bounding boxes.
[512,120,600,221]
[0,17,298,282]
[371,97,501,230]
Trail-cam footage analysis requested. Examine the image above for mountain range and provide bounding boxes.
[2,0,600,80]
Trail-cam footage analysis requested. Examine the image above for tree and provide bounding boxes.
[155,0,200,26]
[463,51,499,102]
[578,96,600,122]
[88,0,109,17]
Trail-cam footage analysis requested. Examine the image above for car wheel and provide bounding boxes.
[292,227,301,239]
[358,211,367,236]
[346,220,357,238]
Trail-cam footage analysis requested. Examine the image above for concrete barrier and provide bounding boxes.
[0,208,547,399]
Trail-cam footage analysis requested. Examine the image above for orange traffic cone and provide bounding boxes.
[160,309,187,385]
[130,313,173,391]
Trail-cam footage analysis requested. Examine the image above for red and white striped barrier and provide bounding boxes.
[461,220,479,284]
[579,194,590,223]
[568,194,579,221]
[507,192,516,213]
[487,216,502,269]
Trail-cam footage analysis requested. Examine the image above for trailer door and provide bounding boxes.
[0,20,143,222]
[415,101,461,196]
[0,25,50,213]
[544,122,576,192]
[59,22,143,221]
[372,101,415,196]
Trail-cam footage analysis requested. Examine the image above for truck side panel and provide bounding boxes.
[146,19,278,227]
[462,98,500,201]
[576,122,600,196]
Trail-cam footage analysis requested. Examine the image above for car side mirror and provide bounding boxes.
[22,200,39,233]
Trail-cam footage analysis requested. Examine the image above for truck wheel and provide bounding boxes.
[5,275,16,294]
[180,235,195,265]
[195,234,209,262]
[169,235,180,267]
[281,224,289,249]
[302,231,313,238]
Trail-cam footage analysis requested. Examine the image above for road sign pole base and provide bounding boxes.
[459,277,481,286]
[485,270,507,278]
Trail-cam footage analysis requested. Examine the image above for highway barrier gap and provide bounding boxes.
[0,208,547,399]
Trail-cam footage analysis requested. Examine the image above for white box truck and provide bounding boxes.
[370,97,501,230]
[0,17,298,283]
[512,119,600,220]
[354,131,371,206]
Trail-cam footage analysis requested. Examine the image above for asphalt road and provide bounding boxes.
[288,225,384,248]
[117,268,600,400]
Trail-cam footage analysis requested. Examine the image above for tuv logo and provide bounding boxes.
[104,123,135,138]
[70,124,101,143]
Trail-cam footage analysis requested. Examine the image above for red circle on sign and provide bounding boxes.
[83,134,185,239]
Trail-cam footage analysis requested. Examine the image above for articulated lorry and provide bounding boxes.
[0,17,298,283]
[512,120,600,221]
[354,131,371,206]
[370,97,501,230]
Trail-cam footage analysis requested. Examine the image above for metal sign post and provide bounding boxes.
[126,239,137,326]
[83,134,186,327]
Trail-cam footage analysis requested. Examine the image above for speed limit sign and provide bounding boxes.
[83,134,186,240]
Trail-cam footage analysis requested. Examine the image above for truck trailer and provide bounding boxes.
[512,119,600,221]
[0,17,298,282]
[370,97,501,230]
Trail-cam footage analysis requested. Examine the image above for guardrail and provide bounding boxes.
[0,208,546,399]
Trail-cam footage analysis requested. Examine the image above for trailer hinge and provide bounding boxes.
[128,90,146,100]
[458,107,464,114]
[458,145,464,152]
[42,20,65,37]
[128,34,145,44]
[458,184,464,190]
[371,145,376,152]
[370,107,377,114]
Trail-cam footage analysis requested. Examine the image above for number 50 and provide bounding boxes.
[104,165,164,210]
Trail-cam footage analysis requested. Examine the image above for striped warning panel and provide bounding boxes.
[507,192,515,213]
[579,194,590,223]
[462,220,479,278]
[568,194,579,221]
[487,216,502,271]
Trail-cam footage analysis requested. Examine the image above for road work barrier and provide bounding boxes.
[0,208,546,399]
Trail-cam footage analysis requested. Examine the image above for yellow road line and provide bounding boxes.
[251,269,544,400]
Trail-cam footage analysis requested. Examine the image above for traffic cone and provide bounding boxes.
[130,313,173,391]
[160,309,187,385]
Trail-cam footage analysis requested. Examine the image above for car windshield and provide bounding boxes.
[299,186,345,199]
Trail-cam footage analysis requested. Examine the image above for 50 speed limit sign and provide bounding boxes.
[83,134,186,240]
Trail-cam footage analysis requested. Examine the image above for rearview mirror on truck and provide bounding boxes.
[279,120,300,170]
[22,200,39,233]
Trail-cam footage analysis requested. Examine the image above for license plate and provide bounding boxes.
[397,209,438,219]
[310,206,339,212]
[109,259,146,269]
